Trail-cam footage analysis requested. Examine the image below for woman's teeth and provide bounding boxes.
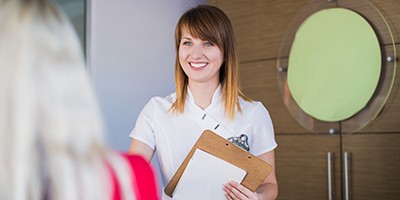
[190,63,207,68]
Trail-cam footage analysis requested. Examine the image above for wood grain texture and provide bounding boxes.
[275,134,342,200]
[209,0,336,62]
[342,134,400,200]
[210,0,400,134]
[208,0,400,198]
[239,59,309,134]
[210,0,400,62]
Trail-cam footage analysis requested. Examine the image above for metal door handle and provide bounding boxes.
[327,152,333,200]
[344,152,350,200]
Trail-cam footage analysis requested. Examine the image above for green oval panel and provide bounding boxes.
[288,8,381,122]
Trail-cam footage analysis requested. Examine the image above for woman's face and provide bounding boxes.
[179,28,223,86]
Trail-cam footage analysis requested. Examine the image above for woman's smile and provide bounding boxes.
[179,29,223,85]
[190,62,207,70]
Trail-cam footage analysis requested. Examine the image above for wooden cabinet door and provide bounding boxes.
[342,133,400,200]
[275,134,341,200]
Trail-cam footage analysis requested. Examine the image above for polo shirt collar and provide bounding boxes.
[186,84,222,110]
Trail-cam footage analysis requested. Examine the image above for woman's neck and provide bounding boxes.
[188,81,219,110]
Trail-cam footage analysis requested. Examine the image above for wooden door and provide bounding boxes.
[275,134,341,200]
[342,133,400,200]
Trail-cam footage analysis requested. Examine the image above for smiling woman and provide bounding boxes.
[178,29,224,102]
[128,4,278,200]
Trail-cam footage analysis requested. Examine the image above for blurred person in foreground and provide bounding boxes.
[0,0,159,199]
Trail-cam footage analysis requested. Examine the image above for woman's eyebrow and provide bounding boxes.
[181,36,192,40]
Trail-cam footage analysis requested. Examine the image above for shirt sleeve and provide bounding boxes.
[129,99,156,150]
[249,102,278,156]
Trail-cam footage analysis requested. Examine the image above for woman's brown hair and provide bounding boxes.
[170,5,251,119]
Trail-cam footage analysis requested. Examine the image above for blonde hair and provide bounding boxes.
[0,0,135,199]
[170,5,251,119]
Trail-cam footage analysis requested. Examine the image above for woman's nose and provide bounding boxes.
[190,45,203,59]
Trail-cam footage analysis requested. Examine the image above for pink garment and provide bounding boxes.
[111,153,160,200]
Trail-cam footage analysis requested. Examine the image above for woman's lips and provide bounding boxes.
[190,62,207,70]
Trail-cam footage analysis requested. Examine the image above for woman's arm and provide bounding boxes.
[224,150,278,200]
[128,139,155,162]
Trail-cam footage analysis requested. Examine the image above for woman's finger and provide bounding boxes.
[224,182,248,200]
[226,181,260,200]
[228,181,255,197]
[225,192,234,200]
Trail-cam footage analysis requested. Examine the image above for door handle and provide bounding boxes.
[343,152,351,200]
[327,152,334,200]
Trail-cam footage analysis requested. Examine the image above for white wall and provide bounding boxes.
[88,0,206,150]
[87,0,206,194]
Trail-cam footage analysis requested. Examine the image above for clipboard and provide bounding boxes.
[165,130,273,197]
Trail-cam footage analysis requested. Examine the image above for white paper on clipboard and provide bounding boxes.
[172,148,247,200]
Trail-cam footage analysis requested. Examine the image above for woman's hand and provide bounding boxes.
[224,151,278,200]
[224,181,260,200]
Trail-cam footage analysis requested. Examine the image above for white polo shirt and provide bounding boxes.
[129,85,277,196]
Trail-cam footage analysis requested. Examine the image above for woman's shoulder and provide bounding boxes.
[238,98,271,118]
[146,92,176,106]
[239,98,265,110]
[140,92,176,115]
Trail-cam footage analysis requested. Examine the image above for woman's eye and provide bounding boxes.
[182,41,192,46]
[204,41,214,47]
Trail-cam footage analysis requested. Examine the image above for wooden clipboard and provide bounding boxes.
[164,130,272,197]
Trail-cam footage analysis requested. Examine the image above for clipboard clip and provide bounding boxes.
[227,134,250,151]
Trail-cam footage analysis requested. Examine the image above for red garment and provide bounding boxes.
[111,153,160,200]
